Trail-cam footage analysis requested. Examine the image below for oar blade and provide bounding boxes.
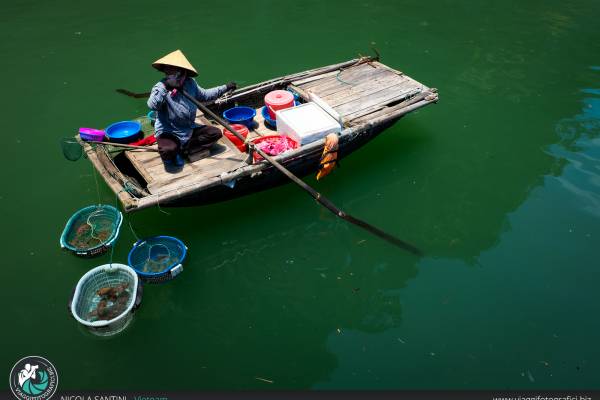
[116,89,151,98]
[343,214,423,256]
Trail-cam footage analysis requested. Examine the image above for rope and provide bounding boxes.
[335,57,370,86]
[128,220,141,242]
[109,191,120,267]
[336,69,356,86]
[91,158,102,206]
[156,196,171,215]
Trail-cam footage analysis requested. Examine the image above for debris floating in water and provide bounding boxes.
[255,377,273,384]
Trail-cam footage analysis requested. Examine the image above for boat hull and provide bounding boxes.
[161,119,398,207]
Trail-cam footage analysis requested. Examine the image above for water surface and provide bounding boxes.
[1,0,599,390]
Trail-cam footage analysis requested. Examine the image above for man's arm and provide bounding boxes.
[193,79,233,102]
[147,81,168,110]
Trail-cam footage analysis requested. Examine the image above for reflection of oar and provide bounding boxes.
[181,89,422,256]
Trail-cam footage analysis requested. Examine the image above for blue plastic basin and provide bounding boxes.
[223,106,256,128]
[105,121,142,144]
[261,101,300,128]
[261,106,277,128]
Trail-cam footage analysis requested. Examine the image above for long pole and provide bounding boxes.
[182,90,422,256]
[86,141,159,151]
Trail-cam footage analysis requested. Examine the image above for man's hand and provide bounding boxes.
[226,82,237,91]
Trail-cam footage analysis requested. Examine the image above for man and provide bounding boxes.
[147,49,236,170]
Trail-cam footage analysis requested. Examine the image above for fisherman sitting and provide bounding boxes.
[147,49,236,170]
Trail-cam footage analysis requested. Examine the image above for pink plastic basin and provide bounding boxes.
[79,127,105,142]
[264,90,295,119]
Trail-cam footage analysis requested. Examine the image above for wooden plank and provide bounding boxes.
[307,67,395,97]
[329,79,416,109]
[334,82,423,116]
[318,71,406,100]
[298,63,387,92]
[148,156,246,194]
[296,63,376,90]
[322,75,411,107]
[145,139,246,193]
[350,91,437,125]
[291,70,340,86]
[342,87,424,121]
[83,144,139,209]
[369,61,404,74]
[125,151,159,183]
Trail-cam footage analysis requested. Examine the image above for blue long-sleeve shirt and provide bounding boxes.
[147,77,228,142]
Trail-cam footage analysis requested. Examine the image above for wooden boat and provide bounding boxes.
[82,56,438,212]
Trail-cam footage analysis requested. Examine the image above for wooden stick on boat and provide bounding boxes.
[86,141,159,151]
[181,90,422,256]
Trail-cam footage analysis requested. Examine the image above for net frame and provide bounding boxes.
[70,263,141,336]
[60,204,123,257]
[127,236,187,283]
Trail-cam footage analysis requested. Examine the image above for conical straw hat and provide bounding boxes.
[152,49,198,77]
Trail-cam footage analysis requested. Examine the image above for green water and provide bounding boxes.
[2,0,599,391]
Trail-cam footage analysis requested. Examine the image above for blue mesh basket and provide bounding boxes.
[127,236,187,283]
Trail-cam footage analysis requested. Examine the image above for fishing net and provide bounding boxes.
[60,138,84,161]
[60,205,123,257]
[69,263,142,336]
[128,236,187,283]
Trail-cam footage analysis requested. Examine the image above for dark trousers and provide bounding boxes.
[157,125,222,161]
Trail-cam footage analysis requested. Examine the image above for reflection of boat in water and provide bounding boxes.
[80,56,437,212]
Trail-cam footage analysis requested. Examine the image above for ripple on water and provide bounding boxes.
[550,83,600,216]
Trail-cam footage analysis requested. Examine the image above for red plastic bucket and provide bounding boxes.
[251,135,298,162]
[264,90,295,119]
[222,124,249,152]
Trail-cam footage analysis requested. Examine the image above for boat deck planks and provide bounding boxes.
[125,111,247,195]
[125,108,283,195]
[293,61,427,123]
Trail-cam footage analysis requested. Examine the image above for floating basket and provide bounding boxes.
[69,263,142,337]
[128,236,187,283]
[60,205,123,257]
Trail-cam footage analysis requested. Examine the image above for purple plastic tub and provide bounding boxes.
[79,127,105,142]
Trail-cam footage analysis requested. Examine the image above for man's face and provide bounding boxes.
[164,66,183,76]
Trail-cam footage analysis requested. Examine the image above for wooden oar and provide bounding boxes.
[181,90,422,256]
[86,140,159,151]
[116,88,151,98]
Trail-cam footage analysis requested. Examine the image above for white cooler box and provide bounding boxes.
[275,102,342,145]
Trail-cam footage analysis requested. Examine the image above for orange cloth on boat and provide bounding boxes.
[316,133,339,180]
